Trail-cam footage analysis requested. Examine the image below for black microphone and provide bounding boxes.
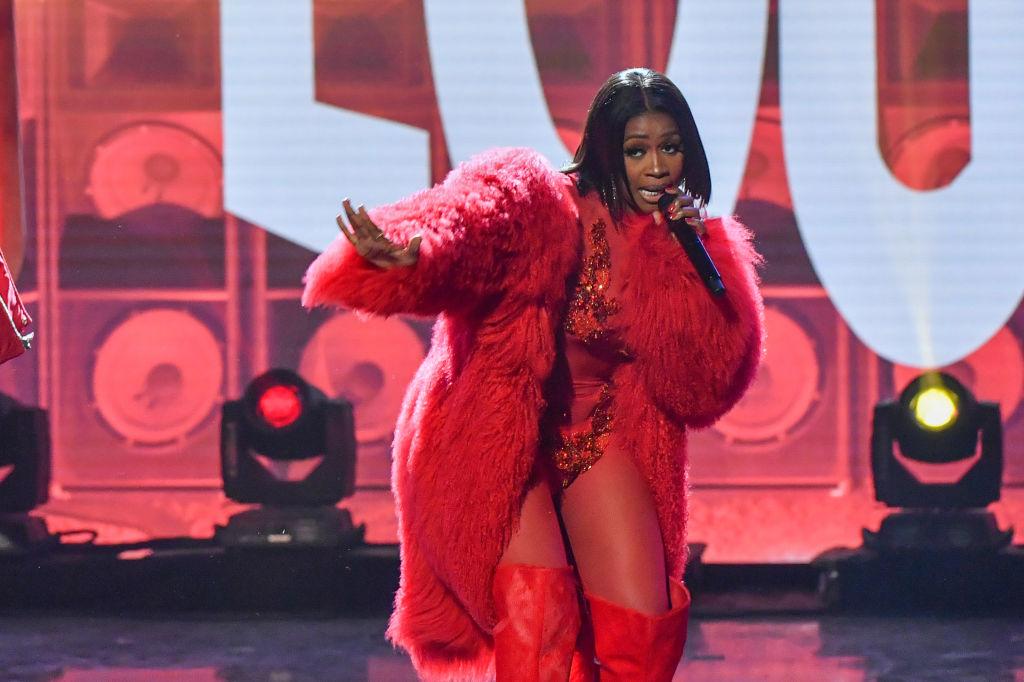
[658,193,726,296]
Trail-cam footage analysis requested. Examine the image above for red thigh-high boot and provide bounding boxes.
[492,564,582,682]
[568,610,598,682]
[585,579,690,681]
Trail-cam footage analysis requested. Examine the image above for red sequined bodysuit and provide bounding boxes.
[552,210,647,487]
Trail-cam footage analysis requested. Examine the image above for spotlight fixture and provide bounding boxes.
[0,394,52,554]
[217,368,362,549]
[867,371,1010,551]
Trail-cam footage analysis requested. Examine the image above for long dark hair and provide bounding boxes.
[563,68,711,220]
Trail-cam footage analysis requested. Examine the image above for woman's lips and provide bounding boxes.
[638,187,666,203]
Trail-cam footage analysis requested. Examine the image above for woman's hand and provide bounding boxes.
[336,198,421,269]
[658,183,708,236]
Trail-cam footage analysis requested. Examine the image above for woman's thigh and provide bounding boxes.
[498,479,569,568]
[559,448,669,614]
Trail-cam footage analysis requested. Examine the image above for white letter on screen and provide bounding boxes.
[425,0,767,216]
[781,2,1024,368]
[664,1,768,216]
[220,1,429,252]
[423,0,568,166]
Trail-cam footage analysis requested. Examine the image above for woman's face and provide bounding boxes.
[621,110,684,214]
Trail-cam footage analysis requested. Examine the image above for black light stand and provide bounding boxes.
[0,394,52,554]
[815,372,1022,612]
[216,368,363,549]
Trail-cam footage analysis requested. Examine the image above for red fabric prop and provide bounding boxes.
[303,147,764,680]
[0,246,31,365]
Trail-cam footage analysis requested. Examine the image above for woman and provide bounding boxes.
[303,68,764,681]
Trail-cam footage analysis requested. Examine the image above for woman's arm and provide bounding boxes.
[302,147,570,317]
[636,216,765,428]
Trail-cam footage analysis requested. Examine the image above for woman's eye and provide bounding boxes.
[624,147,645,158]
[661,144,681,154]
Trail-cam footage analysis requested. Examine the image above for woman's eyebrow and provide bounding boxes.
[624,130,681,142]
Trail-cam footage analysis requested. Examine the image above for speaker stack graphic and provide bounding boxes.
[687,109,865,492]
[38,1,230,538]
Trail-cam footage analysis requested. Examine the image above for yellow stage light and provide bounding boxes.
[910,386,959,431]
[872,371,1003,509]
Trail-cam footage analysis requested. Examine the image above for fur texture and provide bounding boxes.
[303,147,764,680]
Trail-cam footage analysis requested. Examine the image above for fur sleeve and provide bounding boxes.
[301,147,570,317]
[636,216,765,428]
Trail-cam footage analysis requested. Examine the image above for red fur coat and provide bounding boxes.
[303,147,764,680]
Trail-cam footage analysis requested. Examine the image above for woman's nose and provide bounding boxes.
[648,156,669,177]
[647,152,671,176]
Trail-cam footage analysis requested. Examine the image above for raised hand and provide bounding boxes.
[336,198,422,269]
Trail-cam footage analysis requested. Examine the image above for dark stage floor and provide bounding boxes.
[2,539,1024,680]
[2,613,1023,681]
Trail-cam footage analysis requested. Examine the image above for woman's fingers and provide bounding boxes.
[336,213,357,245]
[660,184,692,217]
[678,198,707,235]
[343,199,385,246]
[668,196,695,221]
[672,205,701,220]
[342,199,370,242]
[337,196,424,267]
[661,184,708,235]
[402,235,422,263]
[357,205,376,230]
[355,204,399,253]
[343,199,380,245]
[685,218,707,236]
[355,201,383,242]
[337,198,421,268]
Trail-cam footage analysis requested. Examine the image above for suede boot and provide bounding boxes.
[492,564,582,682]
[585,580,690,681]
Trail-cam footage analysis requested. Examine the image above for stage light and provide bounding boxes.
[818,375,1018,609]
[216,368,362,549]
[256,384,303,429]
[0,394,52,554]
[867,371,1010,551]
[911,385,958,431]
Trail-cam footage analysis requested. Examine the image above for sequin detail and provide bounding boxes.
[563,219,620,344]
[552,383,614,488]
[553,218,628,487]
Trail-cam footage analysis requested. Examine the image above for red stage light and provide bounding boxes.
[256,384,303,429]
[221,367,357,513]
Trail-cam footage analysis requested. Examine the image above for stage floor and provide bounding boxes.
[1,613,1022,681]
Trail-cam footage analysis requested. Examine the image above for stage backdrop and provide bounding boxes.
[1,0,1022,562]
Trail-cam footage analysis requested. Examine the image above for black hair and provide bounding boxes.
[562,68,711,220]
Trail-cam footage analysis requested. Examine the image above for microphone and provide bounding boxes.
[658,193,726,296]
